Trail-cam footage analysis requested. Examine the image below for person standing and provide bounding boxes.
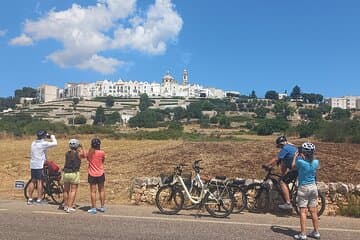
[265,136,298,209]
[80,138,106,214]
[27,130,57,205]
[292,142,320,240]
[62,139,82,213]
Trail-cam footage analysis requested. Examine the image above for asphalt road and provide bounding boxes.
[0,200,359,240]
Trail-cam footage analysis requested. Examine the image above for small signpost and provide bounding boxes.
[14,180,25,189]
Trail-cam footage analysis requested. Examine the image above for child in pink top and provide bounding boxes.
[80,137,106,214]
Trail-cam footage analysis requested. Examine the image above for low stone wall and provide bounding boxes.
[129,177,360,216]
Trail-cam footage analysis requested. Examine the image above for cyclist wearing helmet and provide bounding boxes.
[265,136,297,210]
[80,137,106,214]
[292,142,320,240]
[27,130,57,205]
[62,139,82,213]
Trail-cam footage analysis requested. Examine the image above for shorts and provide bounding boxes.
[62,171,80,184]
[88,174,105,185]
[31,169,44,180]
[281,171,298,184]
[297,184,318,208]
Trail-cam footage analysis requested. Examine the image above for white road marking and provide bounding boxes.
[0,209,8,211]
[32,211,67,215]
[103,214,360,233]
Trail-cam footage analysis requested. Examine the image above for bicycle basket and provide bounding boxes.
[160,173,173,185]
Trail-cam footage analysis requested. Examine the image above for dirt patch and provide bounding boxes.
[1,136,359,204]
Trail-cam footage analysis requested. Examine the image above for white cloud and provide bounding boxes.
[0,29,7,37]
[9,34,33,46]
[113,0,183,54]
[9,0,182,74]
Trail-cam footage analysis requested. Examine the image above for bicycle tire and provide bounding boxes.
[292,189,326,217]
[49,180,64,204]
[155,185,184,215]
[204,187,235,218]
[232,186,247,214]
[24,179,45,201]
[245,183,269,213]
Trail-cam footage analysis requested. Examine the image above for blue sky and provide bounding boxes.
[1,0,360,98]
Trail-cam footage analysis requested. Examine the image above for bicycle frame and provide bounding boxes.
[172,172,207,205]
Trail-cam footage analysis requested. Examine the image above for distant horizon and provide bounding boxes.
[1,1,360,98]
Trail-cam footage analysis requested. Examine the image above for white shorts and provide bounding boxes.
[297,184,318,208]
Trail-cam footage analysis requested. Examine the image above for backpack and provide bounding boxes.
[44,160,60,175]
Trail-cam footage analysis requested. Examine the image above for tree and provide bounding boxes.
[93,106,105,125]
[265,90,279,100]
[290,85,302,100]
[139,93,152,111]
[302,93,323,104]
[219,115,231,128]
[105,111,122,125]
[105,95,114,108]
[249,90,257,99]
[273,100,295,119]
[255,107,269,118]
[330,108,351,120]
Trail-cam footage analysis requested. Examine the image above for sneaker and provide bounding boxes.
[64,206,68,212]
[308,230,320,239]
[98,207,105,213]
[294,233,307,240]
[279,202,293,210]
[66,207,76,213]
[35,199,48,205]
[87,208,97,214]
[27,199,34,205]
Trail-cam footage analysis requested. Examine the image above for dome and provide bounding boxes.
[162,71,176,84]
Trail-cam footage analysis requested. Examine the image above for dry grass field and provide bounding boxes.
[1,135,359,205]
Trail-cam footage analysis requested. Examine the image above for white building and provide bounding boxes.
[62,69,226,99]
[37,85,59,102]
[329,96,360,110]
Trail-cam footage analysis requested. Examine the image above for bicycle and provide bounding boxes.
[24,165,64,204]
[245,165,325,216]
[156,161,235,218]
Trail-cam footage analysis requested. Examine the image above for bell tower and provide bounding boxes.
[182,69,188,85]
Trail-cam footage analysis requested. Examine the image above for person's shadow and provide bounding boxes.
[271,225,298,238]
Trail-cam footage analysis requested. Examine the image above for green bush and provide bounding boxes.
[338,195,360,218]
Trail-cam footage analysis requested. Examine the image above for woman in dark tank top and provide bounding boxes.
[62,139,82,213]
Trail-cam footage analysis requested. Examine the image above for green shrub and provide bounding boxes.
[338,195,360,218]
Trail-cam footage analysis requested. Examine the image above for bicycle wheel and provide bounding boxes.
[232,186,247,214]
[204,187,235,218]
[49,180,64,204]
[155,185,184,215]
[183,185,201,210]
[245,183,269,213]
[292,189,326,217]
[24,179,45,201]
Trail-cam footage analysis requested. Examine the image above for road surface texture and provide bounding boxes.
[0,200,359,240]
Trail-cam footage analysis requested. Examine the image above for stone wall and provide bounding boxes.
[129,177,360,216]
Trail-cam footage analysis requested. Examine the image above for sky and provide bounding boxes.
[1,0,360,98]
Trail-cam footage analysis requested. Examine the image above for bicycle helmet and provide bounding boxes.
[68,139,80,150]
[36,130,47,139]
[275,136,287,145]
[91,138,101,148]
[301,142,316,154]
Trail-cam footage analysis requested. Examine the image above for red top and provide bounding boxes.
[80,150,106,177]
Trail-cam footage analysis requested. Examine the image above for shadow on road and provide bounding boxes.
[271,225,298,238]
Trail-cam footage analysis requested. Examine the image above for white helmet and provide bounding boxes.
[302,142,315,154]
[69,139,80,149]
